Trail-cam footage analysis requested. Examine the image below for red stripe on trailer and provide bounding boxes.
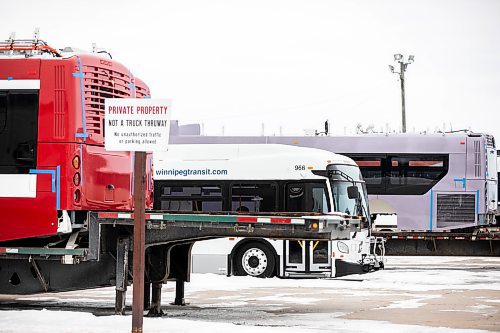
[145,214,150,219]
[270,218,291,224]
[98,212,119,218]
[236,217,258,223]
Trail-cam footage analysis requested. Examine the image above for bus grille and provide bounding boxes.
[436,193,476,227]
[80,65,150,144]
[82,65,133,138]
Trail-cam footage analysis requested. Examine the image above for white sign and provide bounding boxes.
[104,98,171,152]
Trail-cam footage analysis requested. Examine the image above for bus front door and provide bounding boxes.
[309,241,332,273]
[284,240,332,276]
[284,240,306,273]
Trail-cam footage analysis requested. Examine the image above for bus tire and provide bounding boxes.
[233,242,275,278]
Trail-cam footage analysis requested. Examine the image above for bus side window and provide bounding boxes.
[286,184,305,212]
[312,186,329,213]
[157,184,223,212]
[349,155,384,195]
[0,91,39,174]
[387,155,448,195]
[231,183,277,212]
[286,183,329,213]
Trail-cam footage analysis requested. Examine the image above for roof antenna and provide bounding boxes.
[33,28,40,43]
[315,120,329,136]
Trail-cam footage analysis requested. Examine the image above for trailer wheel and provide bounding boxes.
[234,242,275,278]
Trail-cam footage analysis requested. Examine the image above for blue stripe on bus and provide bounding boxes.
[476,190,480,223]
[72,56,88,140]
[29,169,56,192]
[453,177,466,189]
[80,143,84,188]
[29,167,60,210]
[429,190,434,231]
[56,165,61,210]
[131,153,135,193]
[128,70,136,98]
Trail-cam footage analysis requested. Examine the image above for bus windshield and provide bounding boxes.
[327,164,370,221]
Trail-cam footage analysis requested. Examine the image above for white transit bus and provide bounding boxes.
[154,144,384,278]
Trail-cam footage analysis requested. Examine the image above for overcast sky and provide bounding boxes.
[2,0,500,139]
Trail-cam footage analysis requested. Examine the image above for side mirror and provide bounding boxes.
[324,121,329,135]
[347,185,359,199]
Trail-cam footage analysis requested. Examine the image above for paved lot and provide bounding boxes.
[1,256,499,332]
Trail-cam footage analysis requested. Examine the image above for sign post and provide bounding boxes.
[105,98,171,333]
[132,150,146,333]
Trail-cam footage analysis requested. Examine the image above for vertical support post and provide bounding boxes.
[147,282,164,316]
[173,279,186,306]
[144,282,151,311]
[399,62,406,133]
[115,237,129,315]
[132,151,146,333]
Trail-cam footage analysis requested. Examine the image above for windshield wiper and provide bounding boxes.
[328,169,355,184]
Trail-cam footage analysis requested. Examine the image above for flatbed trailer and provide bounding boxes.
[373,227,500,256]
[0,211,358,314]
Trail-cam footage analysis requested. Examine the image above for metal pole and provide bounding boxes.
[400,62,406,133]
[173,279,186,305]
[132,151,146,333]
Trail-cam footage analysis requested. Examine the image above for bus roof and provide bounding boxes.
[153,144,357,181]
[169,128,495,154]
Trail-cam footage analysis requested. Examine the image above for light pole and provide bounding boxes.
[389,54,414,133]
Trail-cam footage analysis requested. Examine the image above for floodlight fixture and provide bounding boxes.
[389,53,415,133]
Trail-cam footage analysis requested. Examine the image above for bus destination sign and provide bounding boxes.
[104,98,171,152]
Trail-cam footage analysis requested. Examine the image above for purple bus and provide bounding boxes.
[170,124,498,232]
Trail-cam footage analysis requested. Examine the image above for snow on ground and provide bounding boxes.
[1,256,499,333]
[0,309,491,333]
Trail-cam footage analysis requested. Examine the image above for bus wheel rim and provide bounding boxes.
[242,247,268,276]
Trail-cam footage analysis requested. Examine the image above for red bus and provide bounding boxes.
[0,37,152,242]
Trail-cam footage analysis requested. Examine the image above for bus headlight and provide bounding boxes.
[337,241,349,254]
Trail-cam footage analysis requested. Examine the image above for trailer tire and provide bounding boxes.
[233,242,275,278]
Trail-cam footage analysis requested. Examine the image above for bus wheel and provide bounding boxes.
[234,242,275,278]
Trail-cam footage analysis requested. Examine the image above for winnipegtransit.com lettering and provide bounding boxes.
[155,168,229,177]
